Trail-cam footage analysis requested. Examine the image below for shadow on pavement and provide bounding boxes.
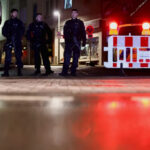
[0,66,150,79]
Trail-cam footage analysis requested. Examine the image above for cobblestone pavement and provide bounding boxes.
[0,65,150,96]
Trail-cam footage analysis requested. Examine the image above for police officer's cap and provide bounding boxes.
[35,13,42,18]
[72,9,78,12]
[11,9,19,13]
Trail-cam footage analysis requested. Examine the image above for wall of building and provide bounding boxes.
[0,0,9,64]
[0,0,9,41]
[0,0,103,66]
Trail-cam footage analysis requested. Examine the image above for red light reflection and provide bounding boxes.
[71,93,150,150]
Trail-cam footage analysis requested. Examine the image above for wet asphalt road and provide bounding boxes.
[0,66,150,150]
[0,94,150,150]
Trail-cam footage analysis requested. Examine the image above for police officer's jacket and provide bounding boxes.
[26,21,52,44]
[2,18,25,43]
[64,18,86,46]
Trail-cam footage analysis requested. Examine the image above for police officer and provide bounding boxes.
[59,9,86,76]
[26,13,54,76]
[2,9,25,77]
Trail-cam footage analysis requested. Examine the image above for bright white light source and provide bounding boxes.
[110,22,118,30]
[54,11,60,17]
[142,22,150,30]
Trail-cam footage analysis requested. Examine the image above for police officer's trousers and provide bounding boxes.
[62,44,80,74]
[4,42,23,71]
[34,45,51,72]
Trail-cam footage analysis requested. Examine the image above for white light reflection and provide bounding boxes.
[49,96,74,109]
[0,95,51,101]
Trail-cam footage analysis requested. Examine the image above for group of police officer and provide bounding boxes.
[2,8,86,77]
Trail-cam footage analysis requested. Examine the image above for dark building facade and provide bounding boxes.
[0,0,149,66]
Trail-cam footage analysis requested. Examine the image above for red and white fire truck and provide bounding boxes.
[104,22,150,68]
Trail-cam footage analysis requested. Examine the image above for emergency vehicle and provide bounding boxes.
[104,22,150,68]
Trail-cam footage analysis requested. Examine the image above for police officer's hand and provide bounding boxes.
[57,32,62,38]
[82,42,86,47]
[46,43,52,49]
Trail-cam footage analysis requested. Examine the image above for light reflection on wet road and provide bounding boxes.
[0,93,150,150]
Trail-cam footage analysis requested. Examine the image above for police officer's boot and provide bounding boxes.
[46,69,54,75]
[33,68,41,76]
[42,66,54,76]
[17,68,23,76]
[42,70,54,76]
[2,70,9,77]
[71,71,77,76]
[59,68,69,76]
[71,67,77,76]
[2,64,9,77]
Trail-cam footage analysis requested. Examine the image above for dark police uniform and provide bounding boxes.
[26,21,53,75]
[61,18,86,76]
[2,18,25,76]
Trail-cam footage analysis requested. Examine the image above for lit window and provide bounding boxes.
[64,0,72,9]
